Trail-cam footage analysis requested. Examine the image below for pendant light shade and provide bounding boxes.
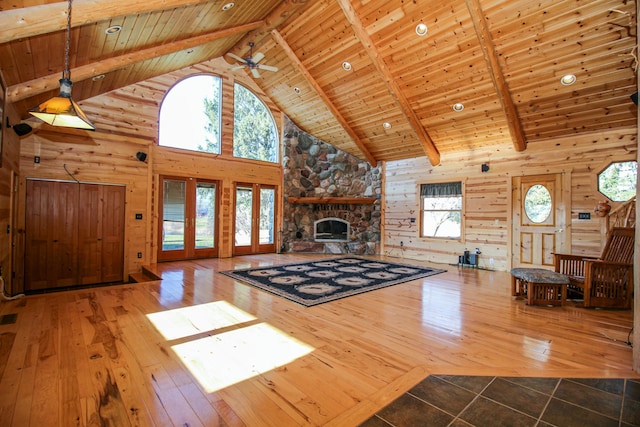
[28,0,95,130]
[29,78,95,130]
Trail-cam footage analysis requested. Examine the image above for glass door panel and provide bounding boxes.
[234,186,253,252]
[259,187,275,245]
[195,183,216,249]
[162,179,186,252]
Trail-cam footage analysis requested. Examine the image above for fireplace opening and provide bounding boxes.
[314,218,350,242]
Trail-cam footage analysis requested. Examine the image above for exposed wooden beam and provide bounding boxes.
[336,0,441,166]
[271,30,377,166]
[225,0,314,61]
[465,0,527,152]
[7,21,264,103]
[0,0,214,44]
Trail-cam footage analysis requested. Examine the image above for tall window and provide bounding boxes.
[233,83,279,163]
[420,182,463,239]
[159,75,222,154]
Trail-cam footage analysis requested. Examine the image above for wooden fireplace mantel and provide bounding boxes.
[287,197,377,205]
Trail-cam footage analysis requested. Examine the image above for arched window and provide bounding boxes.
[159,75,222,154]
[233,83,279,163]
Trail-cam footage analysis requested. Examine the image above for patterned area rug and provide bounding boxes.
[220,257,446,306]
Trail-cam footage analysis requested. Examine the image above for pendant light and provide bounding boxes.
[29,0,95,130]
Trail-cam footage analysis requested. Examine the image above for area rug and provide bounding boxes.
[219,257,446,306]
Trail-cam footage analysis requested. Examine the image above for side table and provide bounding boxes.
[510,268,570,306]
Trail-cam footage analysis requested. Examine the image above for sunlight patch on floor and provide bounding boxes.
[172,322,315,393]
[147,300,256,340]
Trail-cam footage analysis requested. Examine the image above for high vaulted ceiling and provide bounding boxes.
[1,0,637,165]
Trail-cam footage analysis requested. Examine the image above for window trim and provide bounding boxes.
[419,181,464,241]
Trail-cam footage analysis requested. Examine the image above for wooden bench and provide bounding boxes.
[510,268,570,306]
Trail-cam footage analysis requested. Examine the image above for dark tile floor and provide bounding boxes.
[360,375,640,427]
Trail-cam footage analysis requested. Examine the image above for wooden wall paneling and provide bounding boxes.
[17,132,151,292]
[384,128,637,271]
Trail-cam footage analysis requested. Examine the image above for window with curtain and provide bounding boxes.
[420,182,463,238]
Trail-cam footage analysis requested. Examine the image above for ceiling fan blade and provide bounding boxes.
[257,64,278,72]
[251,68,261,78]
[230,65,247,71]
[253,52,265,64]
[226,52,247,63]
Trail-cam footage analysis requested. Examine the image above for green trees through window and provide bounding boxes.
[159,75,222,154]
[159,75,278,164]
[233,83,278,163]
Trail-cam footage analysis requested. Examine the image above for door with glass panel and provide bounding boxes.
[233,183,276,255]
[512,174,568,269]
[158,176,218,261]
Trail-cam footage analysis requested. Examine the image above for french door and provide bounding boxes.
[158,176,219,261]
[233,183,277,255]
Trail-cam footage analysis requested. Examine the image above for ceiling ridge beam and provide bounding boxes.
[465,0,527,152]
[270,29,377,166]
[0,0,215,45]
[225,0,314,61]
[7,20,264,103]
[336,0,441,166]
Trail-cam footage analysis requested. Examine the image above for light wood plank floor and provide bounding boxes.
[0,254,636,426]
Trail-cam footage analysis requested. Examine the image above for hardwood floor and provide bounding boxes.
[0,254,636,426]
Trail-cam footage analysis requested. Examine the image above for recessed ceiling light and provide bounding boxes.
[452,103,465,112]
[293,87,301,94]
[92,74,105,81]
[186,48,194,54]
[383,122,392,130]
[222,2,235,11]
[342,61,352,71]
[416,23,428,36]
[105,25,122,35]
[560,74,576,85]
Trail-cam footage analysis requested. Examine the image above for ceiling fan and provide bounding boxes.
[227,42,278,78]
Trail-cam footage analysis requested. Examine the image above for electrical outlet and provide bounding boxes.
[400,241,404,247]
[137,252,142,259]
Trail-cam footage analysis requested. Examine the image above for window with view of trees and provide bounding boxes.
[420,182,463,239]
[598,161,637,202]
[159,75,222,154]
[233,83,279,163]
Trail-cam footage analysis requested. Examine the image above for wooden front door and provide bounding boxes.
[25,180,125,291]
[158,176,219,261]
[233,183,276,256]
[512,174,568,269]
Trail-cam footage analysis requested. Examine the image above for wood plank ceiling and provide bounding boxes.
[0,0,637,165]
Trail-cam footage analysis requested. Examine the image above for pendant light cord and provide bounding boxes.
[63,0,72,81]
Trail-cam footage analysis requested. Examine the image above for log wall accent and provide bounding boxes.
[384,129,638,271]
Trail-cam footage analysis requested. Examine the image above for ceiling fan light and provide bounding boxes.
[415,23,428,36]
[29,78,96,130]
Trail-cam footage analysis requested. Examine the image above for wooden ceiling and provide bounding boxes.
[1,0,637,165]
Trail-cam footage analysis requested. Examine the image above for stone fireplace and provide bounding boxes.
[282,117,382,255]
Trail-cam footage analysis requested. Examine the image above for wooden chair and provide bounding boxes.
[553,227,634,309]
